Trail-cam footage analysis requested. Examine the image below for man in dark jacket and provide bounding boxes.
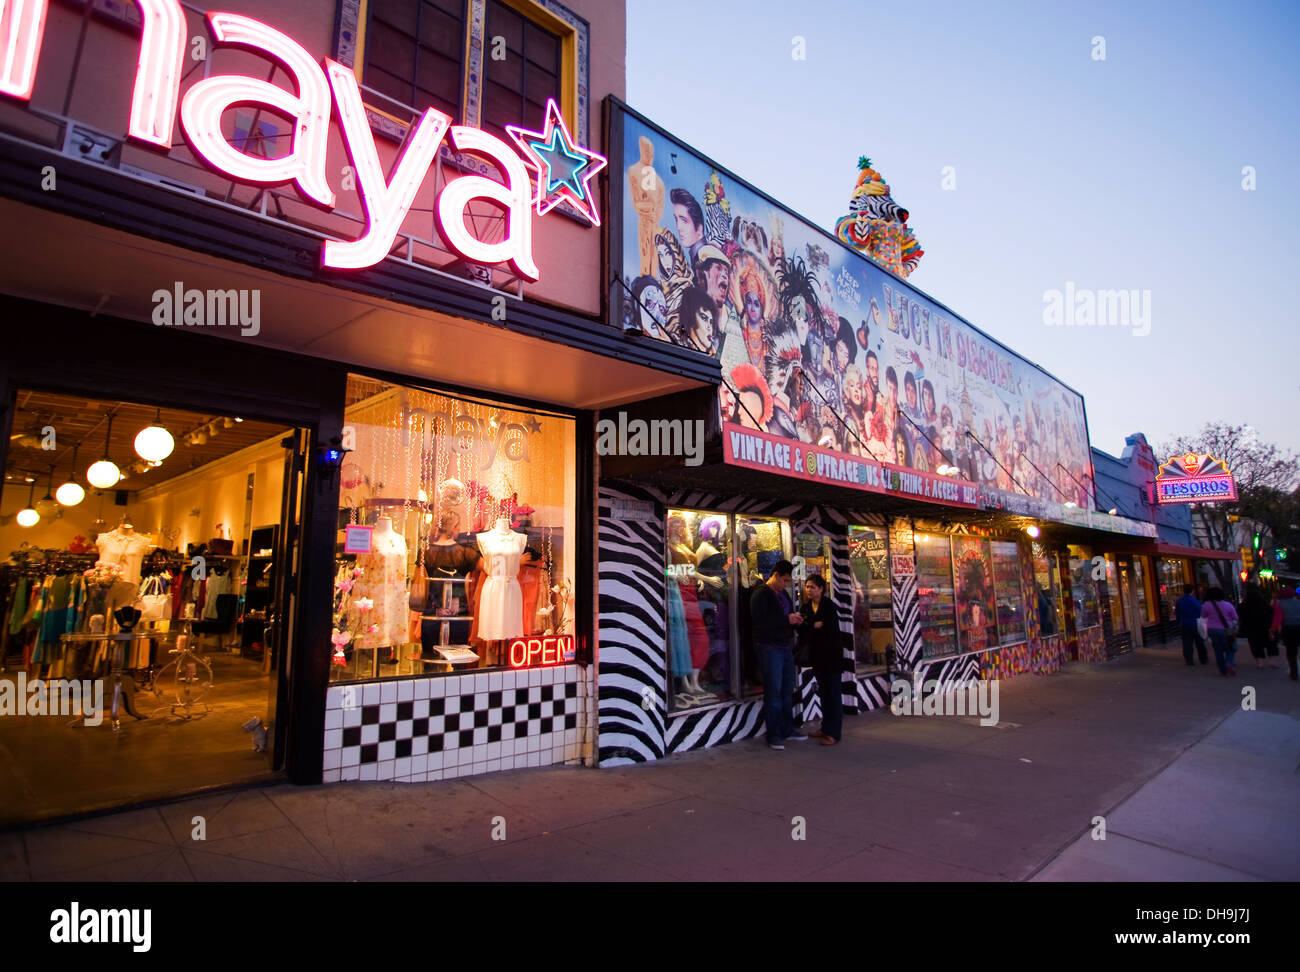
[1175,584,1206,665]
[751,560,806,750]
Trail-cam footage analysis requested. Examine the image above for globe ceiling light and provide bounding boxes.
[134,409,174,463]
[86,413,121,489]
[56,444,86,506]
[16,482,39,527]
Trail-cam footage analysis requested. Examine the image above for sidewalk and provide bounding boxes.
[2,646,1296,881]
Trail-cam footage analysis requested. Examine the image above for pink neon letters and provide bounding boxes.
[0,0,184,146]
[181,13,335,208]
[434,125,540,282]
[322,60,451,270]
[0,7,567,276]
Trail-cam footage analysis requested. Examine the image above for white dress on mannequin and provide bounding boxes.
[476,519,526,641]
[352,516,409,647]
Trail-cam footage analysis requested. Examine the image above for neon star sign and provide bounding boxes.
[0,3,604,279]
[507,98,608,225]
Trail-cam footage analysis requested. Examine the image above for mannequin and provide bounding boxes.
[667,515,711,701]
[475,517,527,645]
[352,514,409,651]
[696,516,731,689]
[420,510,479,652]
[95,519,154,585]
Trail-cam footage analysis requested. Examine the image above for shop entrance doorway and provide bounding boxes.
[0,389,303,825]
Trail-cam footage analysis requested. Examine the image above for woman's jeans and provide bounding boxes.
[757,642,795,744]
[814,664,843,741]
[1209,628,1236,674]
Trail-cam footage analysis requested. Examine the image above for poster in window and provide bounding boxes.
[990,540,1026,645]
[914,533,957,659]
[952,536,997,652]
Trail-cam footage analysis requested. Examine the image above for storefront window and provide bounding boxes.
[331,375,576,682]
[990,540,1026,645]
[739,516,791,696]
[666,509,733,709]
[953,535,997,652]
[1032,543,1062,636]
[1068,551,1101,628]
[793,533,831,592]
[1158,558,1187,622]
[1134,557,1155,623]
[1104,555,1124,631]
[914,533,958,659]
[849,526,891,671]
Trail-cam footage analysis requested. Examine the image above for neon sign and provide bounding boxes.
[1154,453,1237,504]
[0,3,606,278]
[508,635,576,668]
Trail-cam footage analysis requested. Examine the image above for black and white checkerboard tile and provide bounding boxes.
[323,665,585,782]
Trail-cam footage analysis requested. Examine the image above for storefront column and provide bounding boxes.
[889,517,920,674]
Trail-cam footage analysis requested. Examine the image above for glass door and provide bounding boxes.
[266,429,308,770]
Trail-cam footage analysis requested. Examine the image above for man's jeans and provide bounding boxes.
[1180,626,1207,664]
[757,641,795,744]
[1209,628,1236,674]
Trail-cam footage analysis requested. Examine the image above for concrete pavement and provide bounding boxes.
[2,644,1296,881]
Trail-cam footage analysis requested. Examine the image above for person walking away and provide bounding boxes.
[798,574,842,746]
[1240,584,1275,668]
[751,560,806,750]
[1201,587,1240,676]
[1270,586,1300,681]
[1174,584,1206,665]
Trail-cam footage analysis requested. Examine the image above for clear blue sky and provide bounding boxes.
[626,0,1300,460]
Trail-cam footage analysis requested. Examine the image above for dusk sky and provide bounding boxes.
[626,0,1300,461]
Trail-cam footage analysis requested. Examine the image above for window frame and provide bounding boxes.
[345,0,582,142]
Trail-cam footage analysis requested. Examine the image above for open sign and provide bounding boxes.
[508,635,575,668]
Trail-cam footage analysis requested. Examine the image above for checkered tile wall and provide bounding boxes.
[323,665,589,782]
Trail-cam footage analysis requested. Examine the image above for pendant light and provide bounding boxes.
[16,481,39,527]
[34,465,59,516]
[86,413,121,489]
[134,408,174,463]
[56,444,86,506]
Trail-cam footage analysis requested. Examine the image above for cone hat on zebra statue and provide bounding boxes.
[834,156,924,279]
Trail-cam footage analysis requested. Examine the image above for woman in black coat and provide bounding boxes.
[1240,584,1277,668]
[799,574,842,745]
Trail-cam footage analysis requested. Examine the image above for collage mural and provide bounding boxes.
[616,111,1095,513]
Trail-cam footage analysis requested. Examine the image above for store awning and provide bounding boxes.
[1090,539,1238,561]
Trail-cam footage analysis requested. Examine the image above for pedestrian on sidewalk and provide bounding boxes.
[798,574,842,746]
[751,559,807,750]
[1240,583,1277,668]
[1174,583,1207,666]
[1201,587,1240,676]
[1270,586,1300,681]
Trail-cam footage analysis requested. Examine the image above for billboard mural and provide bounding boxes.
[613,105,1095,516]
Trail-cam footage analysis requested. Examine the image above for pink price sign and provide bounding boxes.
[344,526,373,554]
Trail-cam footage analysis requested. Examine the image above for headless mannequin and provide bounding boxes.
[475,517,526,662]
[422,511,479,652]
[667,524,710,700]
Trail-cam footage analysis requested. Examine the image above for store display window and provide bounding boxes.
[1068,548,1101,629]
[792,533,832,593]
[952,535,998,652]
[665,510,791,711]
[1032,542,1063,637]
[331,375,575,682]
[1134,557,1155,623]
[914,532,958,659]
[1104,555,1124,631]
[990,540,1026,645]
[849,526,891,671]
[1158,558,1188,622]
